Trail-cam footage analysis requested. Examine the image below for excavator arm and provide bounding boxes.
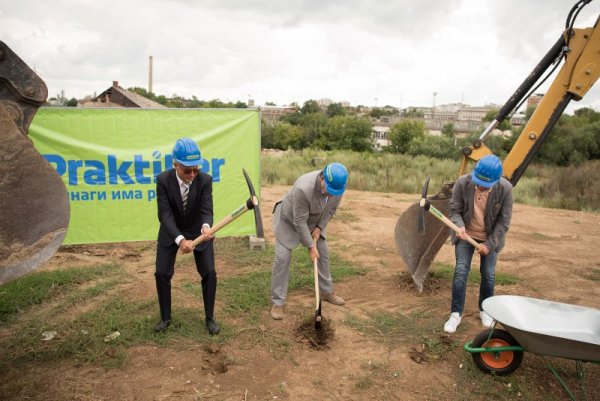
[396,2,600,291]
[0,41,70,284]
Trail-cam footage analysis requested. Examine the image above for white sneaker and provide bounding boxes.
[480,311,494,328]
[443,312,462,333]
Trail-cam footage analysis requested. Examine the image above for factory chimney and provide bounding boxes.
[148,56,153,94]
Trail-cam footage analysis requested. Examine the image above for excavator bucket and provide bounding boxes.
[394,182,454,292]
[0,41,69,285]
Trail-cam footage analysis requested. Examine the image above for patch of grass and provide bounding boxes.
[335,208,360,223]
[580,268,600,282]
[262,150,600,211]
[184,243,367,322]
[529,232,553,241]
[354,377,374,390]
[214,237,275,271]
[352,359,402,393]
[0,264,122,322]
[0,294,222,369]
[343,308,456,356]
[452,352,600,401]
[429,262,520,286]
[63,279,122,304]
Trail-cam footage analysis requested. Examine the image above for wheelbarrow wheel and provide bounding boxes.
[471,329,523,376]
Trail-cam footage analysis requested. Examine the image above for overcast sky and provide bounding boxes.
[3,0,600,112]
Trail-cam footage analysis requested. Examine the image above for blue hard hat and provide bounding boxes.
[172,138,202,166]
[472,155,502,188]
[323,162,348,196]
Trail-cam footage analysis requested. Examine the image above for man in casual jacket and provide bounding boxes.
[443,154,513,333]
[270,163,349,320]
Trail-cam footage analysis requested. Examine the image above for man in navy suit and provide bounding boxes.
[154,137,220,335]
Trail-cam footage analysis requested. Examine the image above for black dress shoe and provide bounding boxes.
[205,317,220,335]
[154,320,170,333]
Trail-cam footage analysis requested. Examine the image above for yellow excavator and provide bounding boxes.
[0,41,69,284]
[396,0,600,291]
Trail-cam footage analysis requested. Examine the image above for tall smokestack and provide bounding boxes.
[148,56,153,94]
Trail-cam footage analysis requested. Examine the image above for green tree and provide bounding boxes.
[326,102,346,118]
[261,120,282,149]
[65,98,78,107]
[407,135,457,159]
[276,122,305,150]
[483,108,510,130]
[279,111,304,126]
[525,104,537,120]
[442,123,455,138]
[299,112,328,146]
[388,120,426,153]
[301,99,321,114]
[317,116,373,151]
[403,108,424,118]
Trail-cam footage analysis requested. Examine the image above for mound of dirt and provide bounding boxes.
[295,317,335,350]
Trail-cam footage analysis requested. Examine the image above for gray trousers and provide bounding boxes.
[271,237,334,306]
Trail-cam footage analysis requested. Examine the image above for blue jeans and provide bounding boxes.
[450,239,498,315]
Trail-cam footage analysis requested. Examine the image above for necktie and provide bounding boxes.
[182,183,189,211]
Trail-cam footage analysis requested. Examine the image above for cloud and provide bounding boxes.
[2,0,600,111]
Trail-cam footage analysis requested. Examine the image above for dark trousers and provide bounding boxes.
[155,243,217,322]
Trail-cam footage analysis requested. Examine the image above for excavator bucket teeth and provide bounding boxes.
[395,183,453,292]
[0,40,70,284]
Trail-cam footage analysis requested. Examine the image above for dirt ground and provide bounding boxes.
[3,185,600,400]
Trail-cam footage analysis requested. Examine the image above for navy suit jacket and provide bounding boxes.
[156,168,214,251]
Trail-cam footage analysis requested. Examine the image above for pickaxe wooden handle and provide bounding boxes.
[420,198,483,251]
[191,196,258,247]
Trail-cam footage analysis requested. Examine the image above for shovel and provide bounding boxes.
[313,258,322,329]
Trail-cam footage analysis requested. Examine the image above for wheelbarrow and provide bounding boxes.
[464,295,600,400]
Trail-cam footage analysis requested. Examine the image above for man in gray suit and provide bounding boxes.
[270,162,349,320]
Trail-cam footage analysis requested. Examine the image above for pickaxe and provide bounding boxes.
[418,177,482,251]
[191,168,264,247]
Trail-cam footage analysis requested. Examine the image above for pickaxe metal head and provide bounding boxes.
[242,168,264,238]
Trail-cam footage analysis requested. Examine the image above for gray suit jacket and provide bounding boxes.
[450,174,513,252]
[273,170,342,249]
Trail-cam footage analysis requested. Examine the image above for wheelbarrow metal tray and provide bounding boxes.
[482,295,600,362]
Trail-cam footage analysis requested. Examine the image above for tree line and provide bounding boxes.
[132,91,600,167]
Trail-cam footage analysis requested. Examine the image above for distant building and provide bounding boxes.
[81,81,166,109]
[259,105,298,125]
[372,125,390,150]
[419,104,496,134]
[317,98,333,107]
[527,93,544,107]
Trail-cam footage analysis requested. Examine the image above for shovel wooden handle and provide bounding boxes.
[423,200,483,252]
[314,258,321,322]
[190,196,258,248]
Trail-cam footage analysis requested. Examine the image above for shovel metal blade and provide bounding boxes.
[315,300,322,329]
[394,182,454,291]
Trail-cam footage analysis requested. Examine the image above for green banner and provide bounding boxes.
[29,108,261,244]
